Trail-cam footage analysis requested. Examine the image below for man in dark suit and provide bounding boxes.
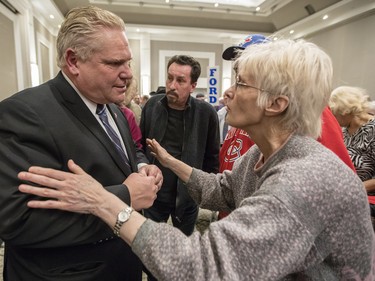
[0,6,161,281]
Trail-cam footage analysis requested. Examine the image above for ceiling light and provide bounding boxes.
[322,15,328,20]
[256,7,260,11]
[165,0,169,2]
[289,30,294,34]
[214,3,219,7]
[49,14,55,19]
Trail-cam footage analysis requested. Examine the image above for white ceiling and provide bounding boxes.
[88,0,290,16]
[23,0,375,44]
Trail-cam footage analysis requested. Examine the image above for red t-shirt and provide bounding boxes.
[318,107,356,172]
[218,128,254,219]
[219,128,254,173]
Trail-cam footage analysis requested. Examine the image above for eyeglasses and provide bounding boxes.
[235,76,266,93]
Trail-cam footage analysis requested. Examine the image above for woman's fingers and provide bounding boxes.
[18,170,65,189]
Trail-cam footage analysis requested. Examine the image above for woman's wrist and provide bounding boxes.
[93,192,127,228]
[164,154,176,169]
[93,192,147,245]
[121,211,147,245]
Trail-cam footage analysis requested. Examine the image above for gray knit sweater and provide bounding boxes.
[132,135,375,281]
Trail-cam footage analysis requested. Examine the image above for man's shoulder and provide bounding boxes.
[193,100,218,116]
[144,94,164,107]
[149,94,165,102]
[1,81,53,107]
[141,95,166,122]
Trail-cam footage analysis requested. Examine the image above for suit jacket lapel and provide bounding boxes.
[50,72,133,176]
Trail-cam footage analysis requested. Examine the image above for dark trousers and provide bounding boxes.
[143,200,199,236]
[143,200,199,281]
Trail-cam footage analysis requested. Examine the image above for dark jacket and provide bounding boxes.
[140,94,220,217]
[0,72,147,281]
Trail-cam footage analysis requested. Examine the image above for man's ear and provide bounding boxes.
[65,49,79,75]
[189,81,197,93]
[265,95,289,116]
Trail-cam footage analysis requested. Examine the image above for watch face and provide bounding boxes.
[118,211,129,222]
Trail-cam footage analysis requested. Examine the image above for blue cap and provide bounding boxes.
[222,34,270,61]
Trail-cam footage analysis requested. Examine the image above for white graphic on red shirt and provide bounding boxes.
[224,139,243,163]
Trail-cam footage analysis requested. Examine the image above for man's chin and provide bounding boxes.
[166,94,177,103]
[114,93,126,103]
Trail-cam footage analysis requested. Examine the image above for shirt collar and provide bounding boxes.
[61,71,98,115]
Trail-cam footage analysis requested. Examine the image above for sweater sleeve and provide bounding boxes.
[132,194,314,281]
[186,149,259,212]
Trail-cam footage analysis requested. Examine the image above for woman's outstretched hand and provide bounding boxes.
[146,138,193,183]
[146,138,174,169]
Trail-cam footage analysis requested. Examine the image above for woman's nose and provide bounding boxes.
[224,85,235,99]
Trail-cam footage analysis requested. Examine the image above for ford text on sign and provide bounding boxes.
[207,66,220,106]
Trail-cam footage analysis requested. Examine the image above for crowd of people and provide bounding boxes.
[0,5,374,281]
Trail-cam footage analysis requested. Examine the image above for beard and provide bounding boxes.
[166,90,178,104]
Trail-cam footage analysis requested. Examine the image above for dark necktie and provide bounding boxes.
[96,104,131,170]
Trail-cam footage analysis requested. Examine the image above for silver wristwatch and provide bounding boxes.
[113,206,133,237]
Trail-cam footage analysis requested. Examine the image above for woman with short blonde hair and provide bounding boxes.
[329,85,375,228]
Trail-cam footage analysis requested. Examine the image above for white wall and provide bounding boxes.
[309,13,375,99]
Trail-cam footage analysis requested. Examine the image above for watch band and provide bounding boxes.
[113,206,133,237]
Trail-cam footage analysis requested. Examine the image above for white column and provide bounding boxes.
[140,33,151,96]
[8,0,34,89]
[222,43,233,96]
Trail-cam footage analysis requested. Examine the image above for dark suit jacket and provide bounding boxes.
[0,72,148,281]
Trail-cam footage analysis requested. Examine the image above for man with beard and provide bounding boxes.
[140,56,219,270]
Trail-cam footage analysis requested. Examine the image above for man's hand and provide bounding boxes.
[124,172,159,210]
[138,164,163,191]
